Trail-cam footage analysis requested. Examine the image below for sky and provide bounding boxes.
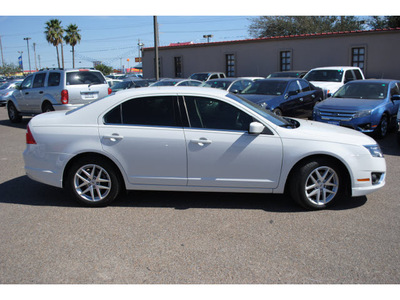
[1,1,394,71]
[0,15,251,70]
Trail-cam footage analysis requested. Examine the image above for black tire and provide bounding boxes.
[65,156,122,207]
[273,108,283,116]
[7,102,22,123]
[375,114,388,139]
[42,102,54,113]
[289,158,345,210]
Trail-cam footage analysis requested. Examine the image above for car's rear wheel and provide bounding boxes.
[290,158,345,210]
[42,102,54,112]
[7,102,22,123]
[65,157,122,207]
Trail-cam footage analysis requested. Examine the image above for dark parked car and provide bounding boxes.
[313,79,400,138]
[239,78,324,118]
[202,78,255,93]
[111,78,151,92]
[267,70,307,78]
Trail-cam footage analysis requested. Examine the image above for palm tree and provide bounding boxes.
[44,19,64,69]
[64,24,81,68]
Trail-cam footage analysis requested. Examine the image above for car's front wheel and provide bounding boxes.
[290,158,345,210]
[375,114,388,139]
[65,156,122,207]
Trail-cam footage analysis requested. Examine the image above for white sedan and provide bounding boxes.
[23,87,386,210]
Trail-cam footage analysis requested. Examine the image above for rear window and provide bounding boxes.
[66,71,106,85]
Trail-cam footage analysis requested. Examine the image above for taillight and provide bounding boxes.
[61,89,69,104]
[108,87,112,95]
[26,125,37,145]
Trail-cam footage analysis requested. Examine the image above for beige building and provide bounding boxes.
[142,28,400,79]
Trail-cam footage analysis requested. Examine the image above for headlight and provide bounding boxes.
[260,102,268,109]
[353,110,372,118]
[313,108,320,116]
[364,144,383,158]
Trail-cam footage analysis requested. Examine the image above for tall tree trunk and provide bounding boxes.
[61,42,65,69]
[56,45,60,68]
[72,46,75,68]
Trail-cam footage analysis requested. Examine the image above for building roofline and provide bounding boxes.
[143,27,400,51]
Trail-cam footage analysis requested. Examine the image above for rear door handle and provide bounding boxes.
[103,134,124,142]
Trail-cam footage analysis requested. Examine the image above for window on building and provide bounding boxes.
[352,47,365,72]
[174,57,182,78]
[226,54,235,77]
[280,51,291,71]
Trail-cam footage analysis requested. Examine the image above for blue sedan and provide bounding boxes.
[313,79,400,138]
[239,78,324,118]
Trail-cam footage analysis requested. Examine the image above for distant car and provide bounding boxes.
[189,72,226,81]
[303,66,365,96]
[202,78,254,93]
[150,79,203,87]
[313,79,400,139]
[267,71,307,78]
[111,78,151,92]
[0,79,23,106]
[397,106,400,144]
[239,78,324,118]
[23,86,386,210]
[6,68,112,123]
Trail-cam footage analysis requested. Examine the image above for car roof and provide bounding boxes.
[257,78,296,82]
[346,79,399,84]
[205,78,238,82]
[309,66,361,71]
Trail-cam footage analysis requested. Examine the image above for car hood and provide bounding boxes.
[281,118,376,146]
[240,94,281,104]
[315,97,384,111]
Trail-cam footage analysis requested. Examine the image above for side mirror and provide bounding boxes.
[249,122,265,134]
[391,95,400,101]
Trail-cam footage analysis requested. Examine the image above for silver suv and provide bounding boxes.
[7,68,111,123]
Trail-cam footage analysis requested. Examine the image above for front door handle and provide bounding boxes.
[191,138,212,146]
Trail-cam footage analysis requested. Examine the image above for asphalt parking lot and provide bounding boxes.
[0,107,399,284]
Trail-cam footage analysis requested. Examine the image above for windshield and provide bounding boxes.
[202,80,231,90]
[240,80,287,96]
[333,82,388,100]
[303,70,344,82]
[189,73,208,81]
[151,81,177,86]
[111,81,132,92]
[227,93,293,127]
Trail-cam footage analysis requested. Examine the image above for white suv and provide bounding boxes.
[7,68,111,123]
[303,66,365,96]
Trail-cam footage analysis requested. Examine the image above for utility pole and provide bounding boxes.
[0,35,4,67]
[153,16,159,80]
[33,42,38,71]
[23,37,32,73]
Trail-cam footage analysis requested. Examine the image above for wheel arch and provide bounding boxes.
[284,154,351,196]
[62,152,126,191]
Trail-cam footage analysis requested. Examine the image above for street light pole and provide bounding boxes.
[33,42,38,71]
[23,37,32,73]
[203,34,213,43]
[153,16,159,81]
